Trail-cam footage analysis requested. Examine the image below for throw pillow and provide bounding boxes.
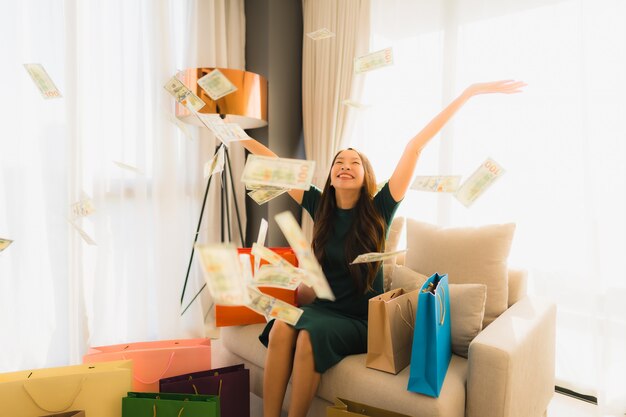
[448,283,487,357]
[389,264,428,292]
[404,219,515,326]
[389,265,487,357]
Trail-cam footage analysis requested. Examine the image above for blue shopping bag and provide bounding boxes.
[407,273,451,397]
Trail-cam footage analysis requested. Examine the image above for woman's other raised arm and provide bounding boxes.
[387,80,526,202]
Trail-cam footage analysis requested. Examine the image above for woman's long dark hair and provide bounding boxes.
[311,148,386,294]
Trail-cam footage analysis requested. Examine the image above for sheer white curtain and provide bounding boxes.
[301,0,370,236]
[350,0,626,415]
[0,0,245,372]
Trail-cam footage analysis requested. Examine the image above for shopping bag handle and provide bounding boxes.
[437,286,446,325]
[22,377,85,413]
[190,379,222,396]
[422,281,446,325]
[396,299,415,329]
[153,404,185,417]
[124,351,176,384]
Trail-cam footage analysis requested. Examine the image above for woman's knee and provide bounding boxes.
[294,330,314,357]
[268,321,297,349]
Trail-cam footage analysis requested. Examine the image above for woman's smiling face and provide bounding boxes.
[330,149,365,191]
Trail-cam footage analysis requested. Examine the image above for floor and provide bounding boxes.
[249,391,598,417]
[547,393,598,417]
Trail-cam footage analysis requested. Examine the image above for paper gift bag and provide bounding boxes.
[407,272,451,397]
[83,338,211,392]
[366,288,418,374]
[159,363,249,417]
[39,412,85,417]
[327,398,411,417]
[215,247,298,327]
[122,392,219,417]
[0,360,132,417]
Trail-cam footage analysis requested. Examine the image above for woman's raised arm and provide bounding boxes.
[387,80,526,202]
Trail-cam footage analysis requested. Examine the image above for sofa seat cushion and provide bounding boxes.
[221,324,268,369]
[222,324,468,417]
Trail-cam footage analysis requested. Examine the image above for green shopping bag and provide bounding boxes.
[121,392,219,417]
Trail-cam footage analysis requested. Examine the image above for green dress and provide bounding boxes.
[259,182,400,373]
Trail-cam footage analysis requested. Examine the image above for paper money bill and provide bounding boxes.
[164,76,206,112]
[0,238,13,252]
[166,112,193,140]
[454,158,506,207]
[195,243,248,305]
[246,287,303,325]
[246,286,274,319]
[197,69,238,101]
[242,155,315,191]
[268,298,303,326]
[251,243,296,270]
[350,249,408,265]
[253,265,301,290]
[24,63,62,99]
[197,113,225,128]
[274,211,335,300]
[239,253,253,285]
[204,145,225,179]
[342,99,371,109]
[245,183,285,191]
[114,161,144,175]
[71,197,95,218]
[248,188,289,205]
[68,219,97,245]
[306,28,335,40]
[354,47,393,74]
[211,123,249,145]
[411,176,461,193]
[254,219,268,273]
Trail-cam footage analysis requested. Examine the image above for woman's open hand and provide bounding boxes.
[463,79,527,97]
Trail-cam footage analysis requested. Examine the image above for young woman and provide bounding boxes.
[238,80,526,417]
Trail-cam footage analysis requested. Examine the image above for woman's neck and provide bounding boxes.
[334,188,360,209]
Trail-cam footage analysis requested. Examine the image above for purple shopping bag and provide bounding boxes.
[159,363,249,417]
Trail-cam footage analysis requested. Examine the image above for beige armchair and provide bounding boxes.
[213,217,556,417]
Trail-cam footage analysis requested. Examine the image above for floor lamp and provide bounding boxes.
[176,68,268,314]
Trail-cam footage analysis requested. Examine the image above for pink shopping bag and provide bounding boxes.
[83,338,211,392]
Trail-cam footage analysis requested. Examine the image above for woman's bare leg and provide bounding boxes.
[287,330,321,417]
[264,321,298,417]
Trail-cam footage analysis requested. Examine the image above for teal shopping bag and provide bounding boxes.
[122,392,219,417]
[407,273,451,397]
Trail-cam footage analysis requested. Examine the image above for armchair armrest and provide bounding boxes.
[466,296,556,417]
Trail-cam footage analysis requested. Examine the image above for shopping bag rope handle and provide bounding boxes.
[422,282,446,325]
[191,380,221,396]
[124,352,176,384]
[395,299,415,329]
[23,377,85,413]
[437,286,446,325]
[153,404,185,417]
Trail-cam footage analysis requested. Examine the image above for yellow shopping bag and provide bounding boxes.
[327,398,411,417]
[0,360,132,417]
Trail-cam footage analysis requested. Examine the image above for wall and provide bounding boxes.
[244,0,305,246]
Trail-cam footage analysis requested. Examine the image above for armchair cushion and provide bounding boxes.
[405,219,515,326]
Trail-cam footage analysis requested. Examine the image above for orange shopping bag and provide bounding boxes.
[215,247,298,327]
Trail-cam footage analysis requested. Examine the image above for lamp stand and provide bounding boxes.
[180,142,244,314]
